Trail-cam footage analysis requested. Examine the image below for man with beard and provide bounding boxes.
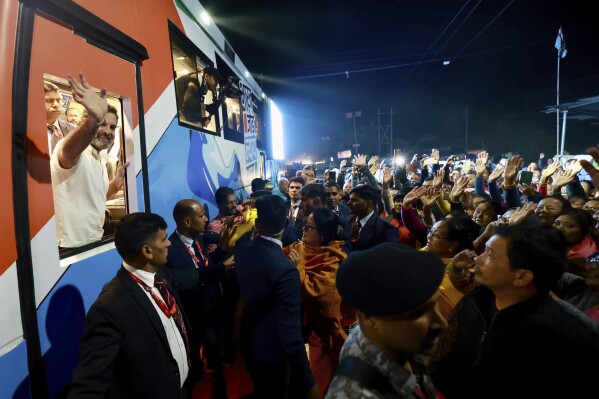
[327,243,448,398]
[66,107,82,125]
[51,73,129,248]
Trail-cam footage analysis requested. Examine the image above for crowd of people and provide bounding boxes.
[67,140,599,398]
[58,76,599,399]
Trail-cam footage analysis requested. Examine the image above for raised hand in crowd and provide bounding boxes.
[568,159,584,175]
[368,155,379,166]
[473,220,505,250]
[352,153,368,168]
[339,159,348,174]
[419,186,441,209]
[407,154,419,173]
[403,185,427,208]
[540,160,561,184]
[488,164,504,183]
[382,167,393,189]
[475,151,489,177]
[369,162,381,176]
[580,146,599,190]
[461,159,472,174]
[449,249,478,278]
[551,163,581,194]
[450,176,469,203]
[509,202,537,226]
[433,169,445,189]
[431,148,440,161]
[518,182,536,197]
[503,155,524,188]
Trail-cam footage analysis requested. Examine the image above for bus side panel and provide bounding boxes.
[0,0,27,396]
[142,117,246,224]
[35,250,122,398]
[0,340,31,398]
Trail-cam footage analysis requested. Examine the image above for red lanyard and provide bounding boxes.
[128,272,177,318]
[184,240,209,267]
[413,386,429,399]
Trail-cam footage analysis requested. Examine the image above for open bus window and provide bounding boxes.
[169,22,221,135]
[44,74,130,254]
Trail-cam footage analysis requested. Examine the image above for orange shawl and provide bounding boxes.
[287,240,348,347]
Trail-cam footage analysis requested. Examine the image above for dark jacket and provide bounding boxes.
[165,232,224,327]
[235,235,315,394]
[335,203,351,219]
[69,266,201,399]
[345,213,400,251]
[430,286,599,399]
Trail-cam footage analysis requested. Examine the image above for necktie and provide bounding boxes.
[351,218,361,242]
[48,124,63,154]
[154,274,190,366]
[128,271,190,365]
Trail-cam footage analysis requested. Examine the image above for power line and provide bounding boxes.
[417,0,517,93]
[289,35,546,81]
[385,0,477,102]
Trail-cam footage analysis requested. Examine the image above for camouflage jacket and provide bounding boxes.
[326,326,437,399]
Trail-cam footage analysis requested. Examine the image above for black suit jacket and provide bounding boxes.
[235,236,315,394]
[69,266,201,399]
[335,204,351,219]
[345,212,400,251]
[165,232,224,328]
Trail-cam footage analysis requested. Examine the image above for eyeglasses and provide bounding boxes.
[303,224,318,232]
[326,192,339,197]
[427,231,450,241]
[583,206,599,213]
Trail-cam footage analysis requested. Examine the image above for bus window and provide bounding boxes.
[44,75,132,252]
[169,22,221,135]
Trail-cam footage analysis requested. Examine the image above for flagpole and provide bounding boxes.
[556,52,560,156]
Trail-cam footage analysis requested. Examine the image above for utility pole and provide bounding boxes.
[347,111,362,154]
[464,106,469,153]
[378,108,395,157]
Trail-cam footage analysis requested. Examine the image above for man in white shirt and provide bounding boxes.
[50,72,129,248]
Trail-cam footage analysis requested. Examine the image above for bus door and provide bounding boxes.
[6,0,148,396]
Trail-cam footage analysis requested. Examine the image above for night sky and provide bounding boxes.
[201,0,599,163]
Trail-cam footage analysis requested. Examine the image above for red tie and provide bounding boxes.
[48,124,63,154]
[351,218,361,242]
[129,272,190,365]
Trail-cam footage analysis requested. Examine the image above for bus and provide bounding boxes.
[0,0,284,396]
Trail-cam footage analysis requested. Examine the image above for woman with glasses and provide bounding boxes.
[285,207,351,397]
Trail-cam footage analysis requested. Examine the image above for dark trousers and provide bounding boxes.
[220,274,240,359]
